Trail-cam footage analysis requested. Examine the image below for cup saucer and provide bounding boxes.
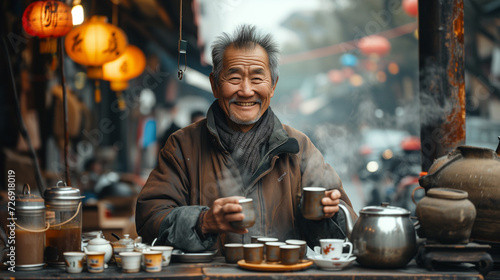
[308,255,356,270]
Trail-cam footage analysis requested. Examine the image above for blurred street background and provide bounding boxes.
[2,0,500,225]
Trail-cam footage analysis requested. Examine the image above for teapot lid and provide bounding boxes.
[360,202,410,216]
[88,233,110,245]
[118,234,134,245]
[44,181,84,201]
[427,188,468,200]
[16,184,45,210]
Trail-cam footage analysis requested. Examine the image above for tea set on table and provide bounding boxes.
[222,190,413,272]
[232,162,497,275]
[63,232,174,274]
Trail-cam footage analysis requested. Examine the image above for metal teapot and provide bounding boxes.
[339,202,417,268]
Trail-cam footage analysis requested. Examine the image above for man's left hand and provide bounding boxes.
[321,189,341,219]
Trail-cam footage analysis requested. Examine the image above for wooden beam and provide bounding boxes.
[418,0,466,171]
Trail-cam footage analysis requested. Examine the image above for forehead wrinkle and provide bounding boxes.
[221,45,270,76]
[224,65,267,76]
[224,54,268,66]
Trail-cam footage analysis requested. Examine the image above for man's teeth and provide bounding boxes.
[236,102,256,106]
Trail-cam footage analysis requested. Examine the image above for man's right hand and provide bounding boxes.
[200,196,249,235]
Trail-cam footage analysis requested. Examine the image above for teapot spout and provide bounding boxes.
[338,203,354,240]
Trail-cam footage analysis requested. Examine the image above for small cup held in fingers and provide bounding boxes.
[302,187,326,220]
[230,198,256,229]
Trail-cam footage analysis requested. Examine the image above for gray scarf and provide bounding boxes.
[212,101,274,186]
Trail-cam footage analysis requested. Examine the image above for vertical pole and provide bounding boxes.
[418,0,465,171]
[58,37,71,186]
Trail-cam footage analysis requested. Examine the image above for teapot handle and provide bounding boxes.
[411,171,428,206]
[411,186,424,206]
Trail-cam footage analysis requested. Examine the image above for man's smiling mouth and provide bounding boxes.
[233,102,259,106]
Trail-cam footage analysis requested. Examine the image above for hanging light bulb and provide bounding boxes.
[71,0,84,26]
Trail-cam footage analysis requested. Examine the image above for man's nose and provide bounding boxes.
[238,78,253,96]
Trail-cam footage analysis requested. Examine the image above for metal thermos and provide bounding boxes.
[15,184,46,270]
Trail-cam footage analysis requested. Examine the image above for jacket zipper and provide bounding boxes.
[248,155,279,236]
[258,180,265,233]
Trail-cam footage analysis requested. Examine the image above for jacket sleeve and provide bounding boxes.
[157,206,217,252]
[296,133,358,247]
[135,133,217,251]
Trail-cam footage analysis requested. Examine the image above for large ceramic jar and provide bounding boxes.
[416,188,476,244]
[419,144,500,243]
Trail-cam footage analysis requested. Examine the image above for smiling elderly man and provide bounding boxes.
[136,24,356,253]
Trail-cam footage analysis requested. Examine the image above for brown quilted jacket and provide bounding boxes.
[136,107,356,252]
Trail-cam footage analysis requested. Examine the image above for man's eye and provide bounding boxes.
[229,77,240,81]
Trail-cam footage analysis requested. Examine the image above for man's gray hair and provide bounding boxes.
[211,24,280,87]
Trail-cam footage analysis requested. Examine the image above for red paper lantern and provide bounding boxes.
[358,35,391,57]
[22,1,73,38]
[402,0,418,17]
[22,1,73,53]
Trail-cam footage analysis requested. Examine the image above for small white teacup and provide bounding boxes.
[63,252,85,273]
[150,246,174,267]
[319,238,353,260]
[120,252,142,273]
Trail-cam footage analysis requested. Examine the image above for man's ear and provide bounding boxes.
[270,76,279,98]
[209,73,219,98]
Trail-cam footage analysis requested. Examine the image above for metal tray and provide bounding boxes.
[171,249,217,263]
[15,263,46,271]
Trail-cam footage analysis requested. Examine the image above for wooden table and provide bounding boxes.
[1,257,495,280]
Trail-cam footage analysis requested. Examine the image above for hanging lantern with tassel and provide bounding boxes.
[358,35,391,82]
[64,15,128,103]
[102,45,146,110]
[22,0,73,70]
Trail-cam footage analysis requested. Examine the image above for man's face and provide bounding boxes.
[210,44,277,132]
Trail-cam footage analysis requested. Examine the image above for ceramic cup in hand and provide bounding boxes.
[230,198,256,229]
[302,187,326,220]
